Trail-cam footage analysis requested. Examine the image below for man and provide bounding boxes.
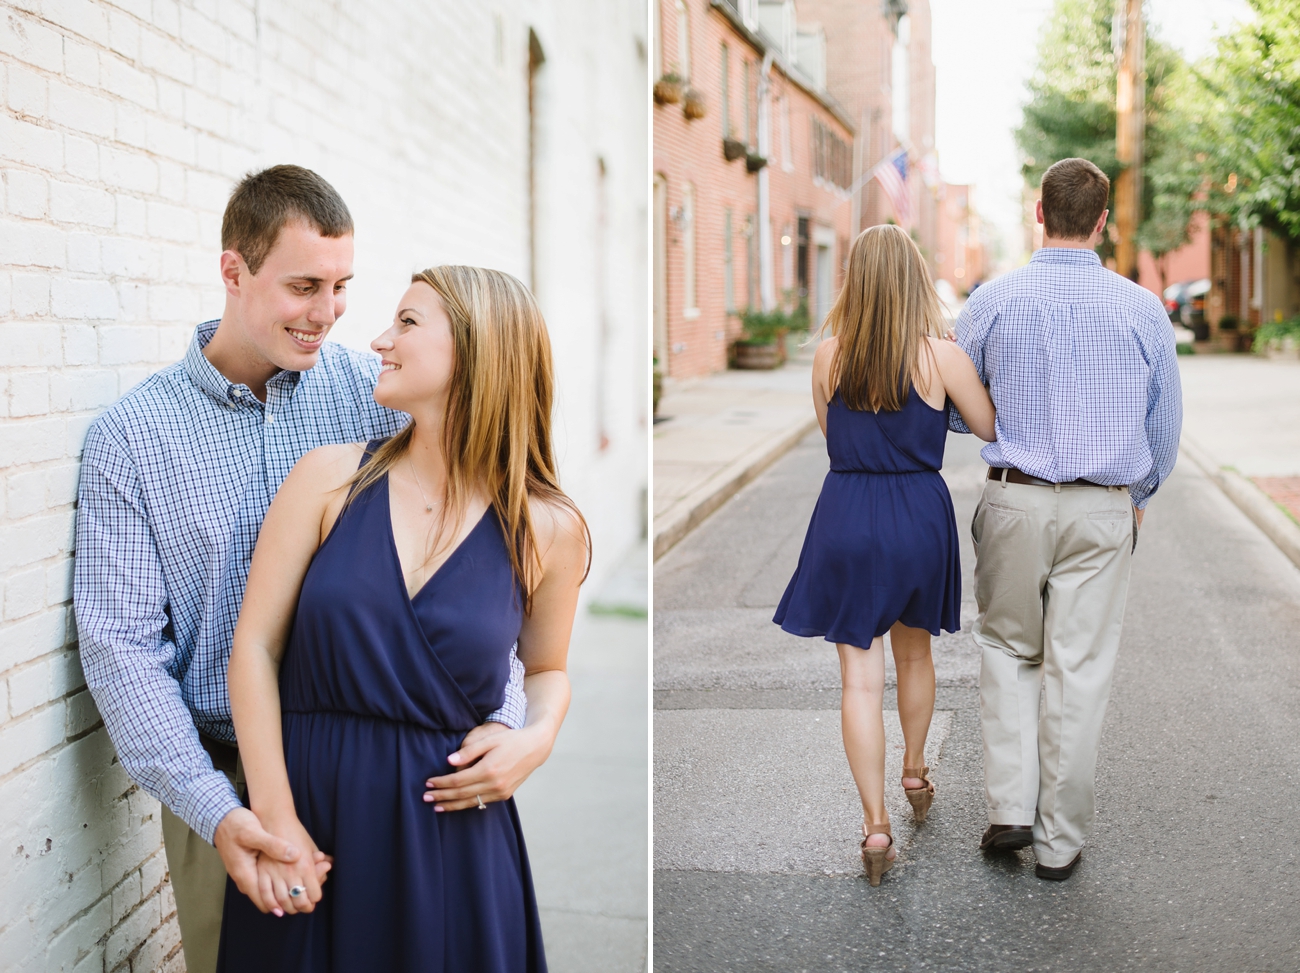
[948,157,1182,881]
[76,166,548,973]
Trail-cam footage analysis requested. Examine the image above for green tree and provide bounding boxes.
[1177,0,1300,241]
[1015,0,1189,269]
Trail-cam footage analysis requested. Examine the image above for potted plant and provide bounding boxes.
[682,87,706,119]
[1253,315,1300,360]
[733,308,788,370]
[745,151,768,173]
[654,71,683,105]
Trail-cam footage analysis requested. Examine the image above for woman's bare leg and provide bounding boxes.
[837,639,892,851]
[890,622,936,790]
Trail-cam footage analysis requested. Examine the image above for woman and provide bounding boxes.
[773,225,995,886]
[217,266,589,970]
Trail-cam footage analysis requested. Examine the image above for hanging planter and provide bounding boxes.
[682,87,706,120]
[653,74,683,105]
[745,151,768,173]
[722,137,747,161]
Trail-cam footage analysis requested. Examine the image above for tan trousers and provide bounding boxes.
[160,755,244,973]
[971,477,1135,868]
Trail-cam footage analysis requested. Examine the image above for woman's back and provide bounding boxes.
[826,382,949,474]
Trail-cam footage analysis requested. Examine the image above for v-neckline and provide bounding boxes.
[383,474,491,603]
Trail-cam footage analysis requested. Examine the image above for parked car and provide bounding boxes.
[1164,278,1211,339]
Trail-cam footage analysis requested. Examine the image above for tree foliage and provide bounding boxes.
[1015,0,1189,259]
[1175,0,1300,241]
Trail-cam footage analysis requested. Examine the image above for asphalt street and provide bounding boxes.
[653,429,1300,972]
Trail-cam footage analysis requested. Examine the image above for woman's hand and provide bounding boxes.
[252,813,331,916]
[422,720,557,811]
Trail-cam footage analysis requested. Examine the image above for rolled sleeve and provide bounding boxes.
[947,297,992,434]
[75,424,241,843]
[1129,315,1184,508]
[486,645,527,728]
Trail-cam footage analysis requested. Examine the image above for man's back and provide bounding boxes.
[950,247,1182,506]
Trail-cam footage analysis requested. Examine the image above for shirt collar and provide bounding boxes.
[1030,247,1102,267]
[183,320,303,405]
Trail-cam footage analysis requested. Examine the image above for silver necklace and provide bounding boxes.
[408,456,442,513]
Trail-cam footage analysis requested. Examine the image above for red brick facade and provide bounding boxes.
[800,0,937,259]
[653,0,855,379]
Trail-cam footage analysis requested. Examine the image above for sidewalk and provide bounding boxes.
[1178,354,1300,568]
[653,348,820,560]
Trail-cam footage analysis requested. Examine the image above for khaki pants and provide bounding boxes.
[971,477,1134,868]
[161,750,244,973]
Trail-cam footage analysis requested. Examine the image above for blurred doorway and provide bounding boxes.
[654,173,668,365]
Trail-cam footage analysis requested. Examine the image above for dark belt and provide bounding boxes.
[199,732,240,777]
[987,466,1115,489]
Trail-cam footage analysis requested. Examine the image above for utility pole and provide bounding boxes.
[1114,0,1144,279]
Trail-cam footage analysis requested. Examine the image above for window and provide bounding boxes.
[682,182,697,315]
[676,0,691,82]
[742,59,752,146]
[724,208,735,312]
[720,42,730,137]
[811,117,851,190]
[746,214,758,309]
[892,14,910,143]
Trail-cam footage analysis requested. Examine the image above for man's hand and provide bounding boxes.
[423,721,555,812]
[1133,504,1145,529]
[213,807,331,915]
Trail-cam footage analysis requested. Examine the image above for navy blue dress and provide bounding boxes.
[774,387,961,647]
[217,446,545,972]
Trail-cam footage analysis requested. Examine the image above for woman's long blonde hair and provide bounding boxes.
[349,265,590,611]
[820,224,947,412]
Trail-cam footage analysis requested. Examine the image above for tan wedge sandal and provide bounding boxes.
[860,822,895,887]
[903,765,935,823]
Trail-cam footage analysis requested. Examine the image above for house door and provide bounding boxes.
[654,174,668,367]
[816,244,832,328]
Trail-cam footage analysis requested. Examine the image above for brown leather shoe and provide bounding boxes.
[1035,852,1082,881]
[980,824,1033,852]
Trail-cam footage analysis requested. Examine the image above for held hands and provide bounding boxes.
[253,812,331,916]
[214,807,331,916]
[423,720,554,812]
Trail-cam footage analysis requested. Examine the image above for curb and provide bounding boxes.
[653,416,820,560]
[1180,436,1300,571]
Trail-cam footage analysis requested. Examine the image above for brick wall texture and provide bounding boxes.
[0,2,647,970]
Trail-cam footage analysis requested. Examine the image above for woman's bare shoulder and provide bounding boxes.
[527,494,589,561]
[285,443,367,497]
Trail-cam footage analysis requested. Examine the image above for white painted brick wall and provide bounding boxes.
[0,1,647,970]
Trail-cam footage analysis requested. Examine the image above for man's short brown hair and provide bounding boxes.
[1040,158,1110,241]
[221,165,353,274]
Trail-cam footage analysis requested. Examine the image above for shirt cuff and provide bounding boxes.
[178,771,245,845]
[1129,484,1154,509]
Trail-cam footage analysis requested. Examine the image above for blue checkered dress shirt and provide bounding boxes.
[947,248,1182,508]
[76,321,528,843]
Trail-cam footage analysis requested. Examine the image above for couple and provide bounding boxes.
[75,165,585,971]
[775,158,1182,885]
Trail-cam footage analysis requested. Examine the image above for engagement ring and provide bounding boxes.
[289,885,306,897]
[476,794,487,810]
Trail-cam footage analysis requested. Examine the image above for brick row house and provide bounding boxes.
[653,0,855,379]
[654,0,939,380]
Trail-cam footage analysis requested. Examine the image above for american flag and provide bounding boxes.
[874,148,910,225]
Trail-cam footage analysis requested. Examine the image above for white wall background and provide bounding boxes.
[0,1,648,969]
